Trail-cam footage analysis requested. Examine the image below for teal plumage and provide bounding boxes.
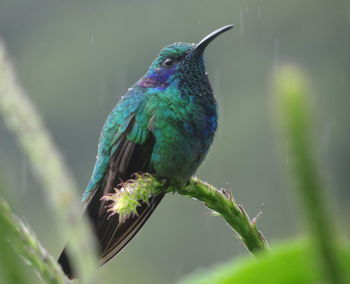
[58,25,233,279]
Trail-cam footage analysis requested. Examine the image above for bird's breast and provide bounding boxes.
[148,93,217,185]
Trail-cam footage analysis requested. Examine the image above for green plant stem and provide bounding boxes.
[174,178,267,254]
[0,198,70,284]
[275,65,345,284]
[103,173,268,255]
[0,41,97,283]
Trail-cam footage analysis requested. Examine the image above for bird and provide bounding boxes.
[58,25,233,279]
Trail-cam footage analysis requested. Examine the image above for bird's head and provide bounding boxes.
[137,25,233,92]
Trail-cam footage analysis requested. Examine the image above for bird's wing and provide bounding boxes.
[58,92,164,278]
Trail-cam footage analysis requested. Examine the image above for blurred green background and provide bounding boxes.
[0,0,349,283]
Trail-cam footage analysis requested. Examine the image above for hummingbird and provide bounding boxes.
[58,25,233,279]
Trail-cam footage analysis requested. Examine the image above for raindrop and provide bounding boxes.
[128,88,133,91]
[198,20,201,24]
[240,7,244,36]
[90,34,95,46]
[257,6,261,20]
[285,142,289,166]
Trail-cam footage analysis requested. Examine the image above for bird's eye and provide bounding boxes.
[162,58,174,68]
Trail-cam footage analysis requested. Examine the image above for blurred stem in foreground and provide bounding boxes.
[0,41,97,283]
[102,173,268,255]
[0,238,27,284]
[0,198,70,284]
[274,65,345,284]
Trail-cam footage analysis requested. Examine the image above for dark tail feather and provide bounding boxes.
[58,250,75,280]
[57,193,164,279]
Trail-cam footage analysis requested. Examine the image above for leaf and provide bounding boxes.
[178,240,350,284]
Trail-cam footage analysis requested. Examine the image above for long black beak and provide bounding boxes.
[191,25,234,55]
